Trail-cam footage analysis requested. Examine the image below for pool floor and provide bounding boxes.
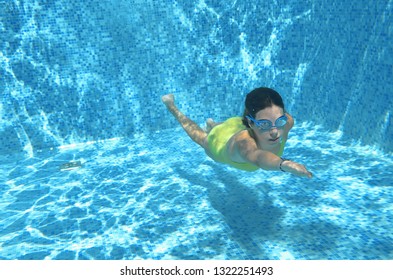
[0,123,392,260]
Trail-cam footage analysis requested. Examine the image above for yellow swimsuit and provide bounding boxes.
[207,117,285,172]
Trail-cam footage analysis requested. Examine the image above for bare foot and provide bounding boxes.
[161,94,174,106]
[205,118,215,133]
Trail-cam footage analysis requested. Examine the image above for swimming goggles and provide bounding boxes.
[246,114,288,131]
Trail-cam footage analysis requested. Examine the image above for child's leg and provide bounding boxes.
[205,118,222,134]
[162,94,209,149]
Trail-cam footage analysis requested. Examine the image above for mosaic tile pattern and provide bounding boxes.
[0,0,392,261]
[0,0,392,155]
[0,124,392,260]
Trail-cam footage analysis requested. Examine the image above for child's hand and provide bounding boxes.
[281,160,313,178]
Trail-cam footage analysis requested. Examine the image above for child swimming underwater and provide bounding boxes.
[162,87,312,178]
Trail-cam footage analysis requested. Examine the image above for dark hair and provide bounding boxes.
[242,87,285,127]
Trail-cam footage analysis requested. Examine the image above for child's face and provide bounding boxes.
[249,105,286,148]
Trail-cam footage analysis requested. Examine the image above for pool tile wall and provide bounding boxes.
[0,0,392,155]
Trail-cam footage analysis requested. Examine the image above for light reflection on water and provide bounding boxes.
[0,123,392,260]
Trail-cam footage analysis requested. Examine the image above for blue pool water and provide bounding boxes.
[1,125,392,260]
[1,0,392,259]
